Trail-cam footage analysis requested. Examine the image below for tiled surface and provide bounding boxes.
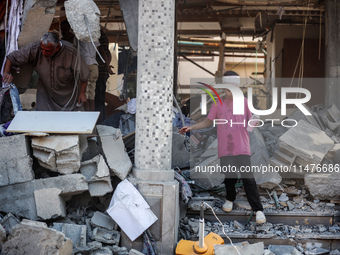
[135,0,175,170]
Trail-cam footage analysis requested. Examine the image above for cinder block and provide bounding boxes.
[97,125,132,180]
[0,135,34,187]
[34,188,66,220]
[80,155,113,197]
[2,223,73,255]
[53,223,87,249]
[91,211,117,231]
[32,135,81,174]
[0,174,88,220]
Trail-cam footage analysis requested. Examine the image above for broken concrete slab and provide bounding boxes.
[214,241,264,255]
[0,135,34,187]
[32,135,81,174]
[34,188,66,220]
[320,104,340,132]
[190,156,225,190]
[52,223,87,249]
[92,227,120,245]
[97,125,132,180]
[21,219,47,228]
[91,211,117,231]
[65,0,101,42]
[287,106,321,129]
[269,120,334,172]
[19,5,56,48]
[0,174,88,220]
[129,249,144,255]
[268,245,302,255]
[304,173,340,200]
[171,133,190,168]
[0,213,20,235]
[80,155,113,197]
[2,223,73,255]
[201,138,218,159]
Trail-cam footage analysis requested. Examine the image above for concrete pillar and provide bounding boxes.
[133,0,175,182]
[325,0,340,108]
[126,0,179,254]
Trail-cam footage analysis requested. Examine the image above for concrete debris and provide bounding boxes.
[214,241,264,255]
[32,135,82,174]
[2,223,73,255]
[80,155,113,197]
[268,245,302,255]
[92,227,120,245]
[287,106,321,129]
[0,174,88,220]
[0,223,6,250]
[0,213,20,235]
[320,104,340,132]
[97,125,132,180]
[129,249,145,255]
[187,196,215,211]
[53,223,87,249]
[172,133,190,168]
[305,247,330,255]
[34,188,66,220]
[0,135,34,187]
[269,120,334,172]
[21,219,47,228]
[91,211,117,231]
[19,3,57,48]
[65,0,101,42]
[190,156,225,190]
[304,173,340,200]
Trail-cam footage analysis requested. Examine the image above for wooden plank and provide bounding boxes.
[7,111,99,134]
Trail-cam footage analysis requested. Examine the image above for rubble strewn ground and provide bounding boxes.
[1,105,340,254]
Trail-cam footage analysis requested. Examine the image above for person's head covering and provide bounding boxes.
[222,70,240,87]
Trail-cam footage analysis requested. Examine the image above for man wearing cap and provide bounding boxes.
[179,71,266,224]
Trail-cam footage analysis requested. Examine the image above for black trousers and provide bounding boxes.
[220,155,263,212]
[95,76,108,124]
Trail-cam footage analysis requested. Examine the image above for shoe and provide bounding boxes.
[222,200,233,213]
[256,211,266,224]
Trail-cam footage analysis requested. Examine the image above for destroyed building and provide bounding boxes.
[0,0,340,255]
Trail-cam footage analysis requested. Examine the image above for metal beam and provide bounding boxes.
[179,54,215,76]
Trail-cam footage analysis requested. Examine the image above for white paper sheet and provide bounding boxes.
[107,179,158,241]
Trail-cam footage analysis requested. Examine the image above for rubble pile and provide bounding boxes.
[0,125,135,255]
[188,104,340,201]
[179,217,340,254]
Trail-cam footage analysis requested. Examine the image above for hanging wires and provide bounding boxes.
[289,0,311,92]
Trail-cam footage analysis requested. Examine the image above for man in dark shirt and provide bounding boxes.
[2,32,89,111]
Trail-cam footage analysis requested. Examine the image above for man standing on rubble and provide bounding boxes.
[179,71,266,224]
[2,32,89,111]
